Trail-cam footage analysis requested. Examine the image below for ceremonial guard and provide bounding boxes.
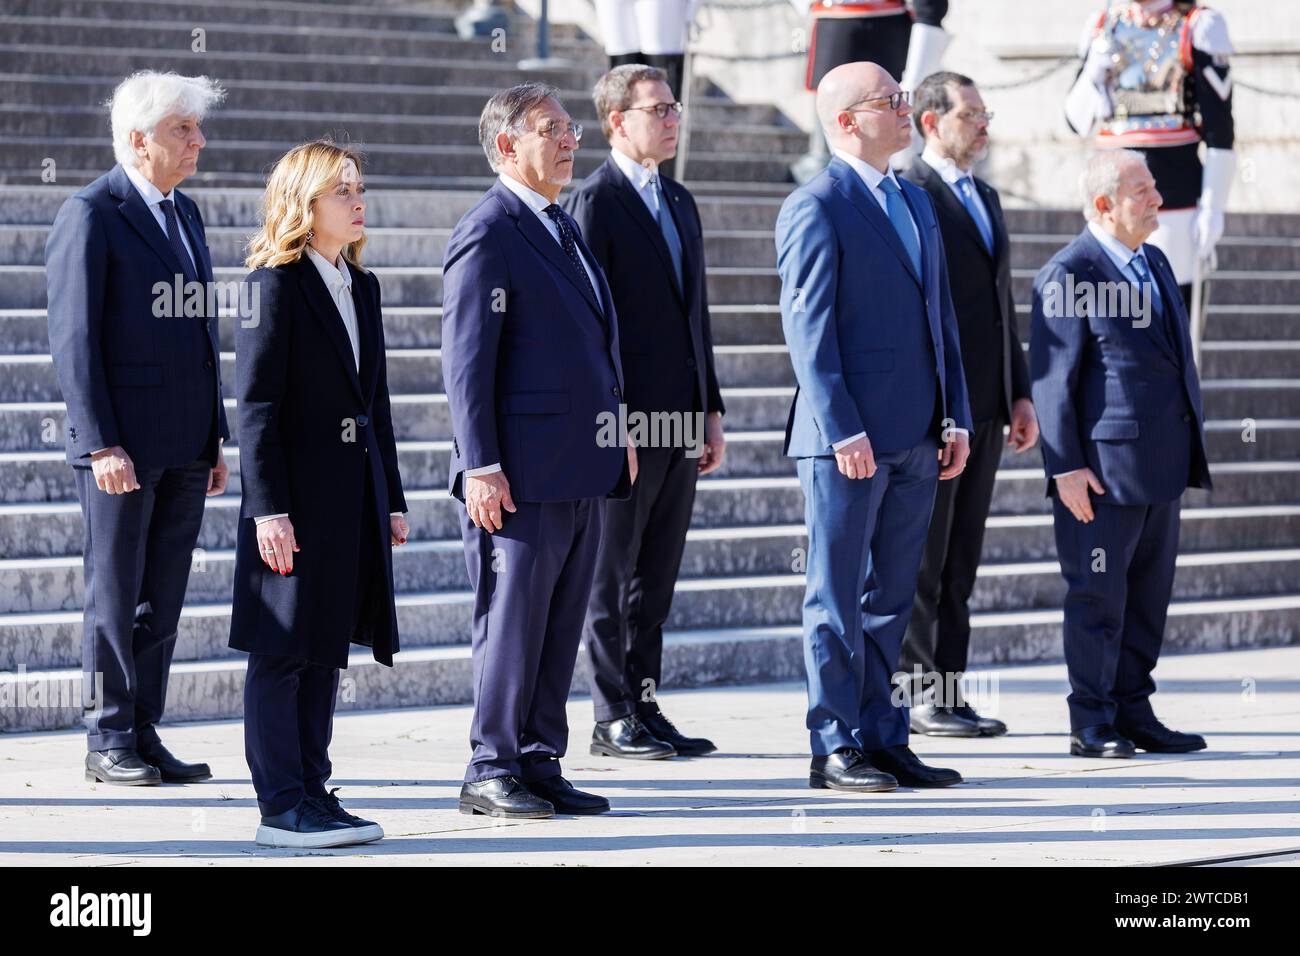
[790,0,950,180]
[1065,0,1236,329]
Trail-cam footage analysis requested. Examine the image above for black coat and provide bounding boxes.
[904,158,1031,425]
[565,155,724,418]
[228,256,406,668]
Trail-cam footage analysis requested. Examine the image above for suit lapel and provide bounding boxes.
[1145,244,1191,366]
[914,159,992,263]
[175,193,212,282]
[494,180,604,323]
[348,263,380,402]
[1080,231,1181,368]
[298,257,364,401]
[829,159,921,288]
[110,165,187,279]
[975,177,1008,263]
[606,157,685,306]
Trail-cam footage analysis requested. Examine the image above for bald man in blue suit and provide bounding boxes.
[777,62,973,792]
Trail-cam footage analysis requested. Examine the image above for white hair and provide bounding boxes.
[108,71,225,168]
[1080,149,1147,222]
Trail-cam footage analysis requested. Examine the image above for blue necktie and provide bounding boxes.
[878,176,922,278]
[158,198,198,284]
[1128,253,1164,317]
[650,175,685,293]
[543,204,601,313]
[958,177,994,254]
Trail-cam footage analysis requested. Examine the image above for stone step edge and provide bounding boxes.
[4,591,1300,686]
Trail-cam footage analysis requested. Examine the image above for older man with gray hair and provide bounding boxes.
[45,70,229,785]
[1030,148,1212,759]
[441,82,636,818]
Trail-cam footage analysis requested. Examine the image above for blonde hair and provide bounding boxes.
[245,140,367,270]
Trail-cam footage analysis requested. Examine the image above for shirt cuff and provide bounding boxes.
[831,432,866,451]
[947,428,970,438]
[1053,469,1083,479]
[389,512,403,517]
[254,513,288,524]
[464,462,503,477]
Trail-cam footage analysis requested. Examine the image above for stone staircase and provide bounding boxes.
[1,0,1298,731]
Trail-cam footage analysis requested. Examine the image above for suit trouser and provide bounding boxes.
[243,653,340,817]
[74,459,211,752]
[584,445,697,722]
[899,416,1005,704]
[461,497,604,783]
[1051,497,1180,731]
[797,439,939,756]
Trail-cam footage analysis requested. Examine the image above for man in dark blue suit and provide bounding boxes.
[1031,149,1212,758]
[44,72,229,785]
[442,83,635,818]
[566,64,726,761]
[776,61,972,792]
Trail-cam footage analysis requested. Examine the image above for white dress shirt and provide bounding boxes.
[827,149,966,450]
[122,162,198,273]
[920,145,995,246]
[1050,222,1157,480]
[461,174,604,479]
[256,248,401,523]
[609,147,660,217]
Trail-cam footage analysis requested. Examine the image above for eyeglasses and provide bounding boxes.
[955,110,995,124]
[847,90,912,113]
[623,101,684,120]
[530,121,584,143]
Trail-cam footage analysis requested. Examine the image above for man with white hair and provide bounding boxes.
[1030,149,1212,759]
[45,70,229,785]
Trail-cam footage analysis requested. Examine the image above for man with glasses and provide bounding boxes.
[442,82,637,818]
[897,71,1038,738]
[566,64,726,762]
[776,61,972,792]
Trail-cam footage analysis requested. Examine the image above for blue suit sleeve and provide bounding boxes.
[934,229,973,432]
[776,191,864,446]
[441,214,508,475]
[236,267,294,517]
[1030,260,1088,477]
[44,196,118,457]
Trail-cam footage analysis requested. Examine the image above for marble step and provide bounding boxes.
[5,592,1300,732]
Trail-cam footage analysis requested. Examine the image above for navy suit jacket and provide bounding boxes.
[1029,228,1212,505]
[441,179,631,503]
[776,156,972,457]
[564,155,724,418]
[45,164,229,468]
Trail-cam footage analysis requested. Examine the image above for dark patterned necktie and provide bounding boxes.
[543,204,601,312]
[158,198,199,284]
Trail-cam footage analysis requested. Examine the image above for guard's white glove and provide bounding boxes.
[1196,147,1237,266]
[1081,40,1112,88]
[1194,205,1224,265]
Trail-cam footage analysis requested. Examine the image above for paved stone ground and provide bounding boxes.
[1,646,1298,866]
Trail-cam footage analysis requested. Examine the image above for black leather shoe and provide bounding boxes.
[867,745,963,787]
[1069,724,1137,758]
[910,704,982,738]
[526,775,610,815]
[809,748,898,792]
[591,714,677,760]
[640,708,716,756]
[1116,720,1206,753]
[459,776,555,819]
[257,797,358,848]
[137,738,211,782]
[85,749,161,786]
[953,704,1008,737]
[311,788,384,844]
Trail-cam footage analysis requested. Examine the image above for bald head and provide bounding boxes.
[815,61,912,167]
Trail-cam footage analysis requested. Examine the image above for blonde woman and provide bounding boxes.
[230,141,408,848]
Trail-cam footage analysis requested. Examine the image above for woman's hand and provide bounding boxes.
[390,514,409,547]
[256,516,299,575]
